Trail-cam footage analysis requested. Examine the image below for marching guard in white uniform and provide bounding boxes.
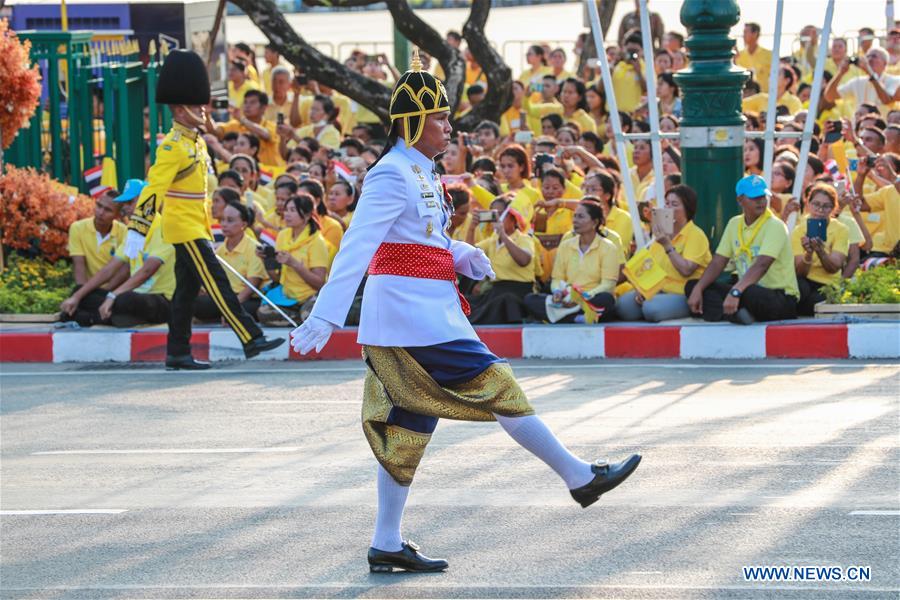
[291,51,641,573]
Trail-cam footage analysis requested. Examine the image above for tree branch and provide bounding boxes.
[458,0,512,130]
[232,0,391,123]
[383,0,466,115]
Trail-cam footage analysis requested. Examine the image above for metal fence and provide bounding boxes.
[6,31,172,194]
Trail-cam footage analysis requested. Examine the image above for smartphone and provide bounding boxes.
[295,73,308,86]
[824,120,842,144]
[212,98,229,109]
[586,58,601,68]
[864,155,877,168]
[514,130,533,145]
[836,180,847,196]
[806,217,828,242]
[477,209,498,223]
[651,207,675,237]
[277,113,285,125]
[533,152,554,174]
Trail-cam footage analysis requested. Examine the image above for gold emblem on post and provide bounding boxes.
[426,221,433,237]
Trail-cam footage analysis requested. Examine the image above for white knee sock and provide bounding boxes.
[494,413,594,489]
[370,465,409,551]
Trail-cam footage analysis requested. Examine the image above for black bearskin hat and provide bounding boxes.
[156,50,211,106]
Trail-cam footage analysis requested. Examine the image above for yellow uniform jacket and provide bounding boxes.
[130,122,212,245]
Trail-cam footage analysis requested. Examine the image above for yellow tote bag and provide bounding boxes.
[623,247,667,300]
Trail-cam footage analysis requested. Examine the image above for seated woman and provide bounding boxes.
[616,184,712,322]
[257,193,330,325]
[791,184,849,316]
[581,170,634,252]
[326,179,358,229]
[533,167,576,281]
[524,201,619,323]
[195,201,266,323]
[467,198,536,324]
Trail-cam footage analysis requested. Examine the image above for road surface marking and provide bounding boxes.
[1,509,127,515]
[32,447,300,456]
[848,510,900,516]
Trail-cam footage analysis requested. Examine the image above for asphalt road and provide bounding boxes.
[1,360,898,599]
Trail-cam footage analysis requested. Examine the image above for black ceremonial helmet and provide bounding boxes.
[156,49,211,106]
[389,48,450,147]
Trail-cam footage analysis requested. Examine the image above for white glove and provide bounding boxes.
[122,230,146,259]
[466,247,496,280]
[290,316,336,355]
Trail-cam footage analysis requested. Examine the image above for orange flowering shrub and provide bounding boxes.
[0,165,94,261]
[0,19,42,149]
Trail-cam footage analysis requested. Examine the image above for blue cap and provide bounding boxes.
[116,179,146,202]
[735,174,771,199]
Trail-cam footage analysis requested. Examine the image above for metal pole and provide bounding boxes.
[215,255,299,327]
[638,0,665,209]
[789,0,835,231]
[762,0,784,187]
[584,0,647,247]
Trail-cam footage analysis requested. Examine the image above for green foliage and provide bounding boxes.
[822,263,900,305]
[0,255,72,313]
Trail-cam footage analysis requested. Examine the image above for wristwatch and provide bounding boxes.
[729,288,742,298]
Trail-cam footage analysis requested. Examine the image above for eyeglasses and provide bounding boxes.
[809,201,833,211]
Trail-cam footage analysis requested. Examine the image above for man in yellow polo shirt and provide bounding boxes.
[208,90,283,168]
[67,189,128,285]
[686,175,799,324]
[227,60,260,109]
[735,23,773,92]
[859,158,900,256]
[612,33,647,115]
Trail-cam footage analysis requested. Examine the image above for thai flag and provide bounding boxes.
[259,228,277,247]
[332,159,356,184]
[210,223,224,249]
[259,168,274,186]
[84,165,109,198]
[824,159,844,181]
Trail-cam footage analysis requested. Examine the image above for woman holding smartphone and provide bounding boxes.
[791,184,849,316]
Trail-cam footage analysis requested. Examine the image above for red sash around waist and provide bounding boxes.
[368,242,470,315]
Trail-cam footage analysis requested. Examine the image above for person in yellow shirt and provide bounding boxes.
[618,184,712,321]
[612,33,647,115]
[446,184,474,242]
[128,50,282,368]
[557,78,597,135]
[298,178,345,254]
[263,66,294,123]
[497,145,541,222]
[227,60,260,109]
[858,156,900,256]
[195,201,267,322]
[548,48,575,83]
[326,179,357,230]
[533,168,575,278]
[823,37,865,83]
[741,66,804,117]
[687,175,799,324]
[524,200,619,323]
[291,95,342,151]
[67,189,129,285]
[523,75,563,136]
[258,194,330,324]
[629,140,655,209]
[467,199,536,324]
[499,81,530,138]
[518,45,553,98]
[208,90,283,168]
[735,23,773,92]
[582,171,634,251]
[791,185,849,315]
[261,44,281,96]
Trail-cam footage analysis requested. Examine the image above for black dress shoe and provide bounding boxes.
[367,540,448,573]
[244,336,285,359]
[570,454,642,508]
[165,355,212,371]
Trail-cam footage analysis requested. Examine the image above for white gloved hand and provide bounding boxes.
[290,316,336,355]
[123,230,146,259]
[467,248,496,280]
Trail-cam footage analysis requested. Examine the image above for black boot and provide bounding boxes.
[367,540,448,573]
[243,336,285,359]
[165,354,212,371]
[570,454,642,508]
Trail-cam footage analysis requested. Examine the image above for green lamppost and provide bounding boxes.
[675,0,748,247]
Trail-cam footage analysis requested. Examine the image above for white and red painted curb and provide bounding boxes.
[1,322,897,363]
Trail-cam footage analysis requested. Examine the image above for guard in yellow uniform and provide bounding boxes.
[125,50,283,370]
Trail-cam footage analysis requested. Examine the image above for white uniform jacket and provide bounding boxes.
[309,143,481,347]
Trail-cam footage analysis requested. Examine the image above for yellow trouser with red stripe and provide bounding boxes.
[168,239,262,357]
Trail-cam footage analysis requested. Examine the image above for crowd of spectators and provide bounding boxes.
[58,9,899,329]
